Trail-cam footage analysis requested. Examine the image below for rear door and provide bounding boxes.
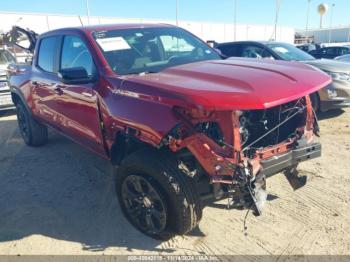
[54,34,106,156]
[31,35,62,125]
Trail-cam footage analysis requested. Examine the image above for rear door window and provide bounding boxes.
[37,36,60,73]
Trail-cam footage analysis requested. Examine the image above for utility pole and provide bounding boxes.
[46,15,50,31]
[274,0,282,41]
[328,3,335,43]
[234,0,237,41]
[176,0,179,26]
[86,0,90,25]
[305,0,311,42]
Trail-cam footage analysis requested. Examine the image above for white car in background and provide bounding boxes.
[335,54,350,63]
[0,49,16,112]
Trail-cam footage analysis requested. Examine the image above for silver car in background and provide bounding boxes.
[0,49,16,111]
[335,54,350,63]
[304,58,350,111]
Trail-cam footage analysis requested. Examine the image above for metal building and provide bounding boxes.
[297,26,350,44]
[0,11,295,43]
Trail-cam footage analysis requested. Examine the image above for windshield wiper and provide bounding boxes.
[138,70,159,76]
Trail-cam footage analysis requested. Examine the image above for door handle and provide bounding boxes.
[54,85,65,95]
[82,92,93,98]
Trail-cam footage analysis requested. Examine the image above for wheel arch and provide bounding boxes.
[10,88,32,115]
[110,131,158,166]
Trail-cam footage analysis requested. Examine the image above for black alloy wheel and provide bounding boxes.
[16,103,30,143]
[121,174,167,235]
[15,102,48,146]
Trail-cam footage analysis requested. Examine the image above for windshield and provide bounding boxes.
[266,43,315,61]
[0,50,16,65]
[93,27,220,75]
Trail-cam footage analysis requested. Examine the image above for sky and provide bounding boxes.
[0,0,349,30]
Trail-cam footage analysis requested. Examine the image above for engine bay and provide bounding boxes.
[195,98,307,159]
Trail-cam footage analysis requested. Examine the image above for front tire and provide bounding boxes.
[116,148,202,239]
[16,102,48,147]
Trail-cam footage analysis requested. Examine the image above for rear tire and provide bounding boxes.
[116,148,203,240]
[16,102,48,147]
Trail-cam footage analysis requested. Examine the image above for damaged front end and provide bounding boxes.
[165,95,320,216]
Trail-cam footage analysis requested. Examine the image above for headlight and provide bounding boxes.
[326,87,337,98]
[325,71,350,81]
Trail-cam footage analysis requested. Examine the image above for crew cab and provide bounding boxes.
[7,24,331,239]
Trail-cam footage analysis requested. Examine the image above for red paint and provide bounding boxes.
[9,24,331,181]
[125,58,331,111]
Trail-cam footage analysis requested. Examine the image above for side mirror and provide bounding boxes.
[58,67,94,84]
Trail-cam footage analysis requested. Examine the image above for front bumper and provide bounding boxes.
[260,143,321,177]
[320,98,350,111]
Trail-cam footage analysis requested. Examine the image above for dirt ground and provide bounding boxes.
[0,108,349,256]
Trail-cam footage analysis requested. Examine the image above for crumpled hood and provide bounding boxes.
[118,58,331,110]
[304,59,350,73]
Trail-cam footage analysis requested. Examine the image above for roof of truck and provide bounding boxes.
[41,23,176,37]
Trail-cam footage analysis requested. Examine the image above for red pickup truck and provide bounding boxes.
[7,24,331,239]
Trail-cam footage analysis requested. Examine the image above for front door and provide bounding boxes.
[54,34,106,157]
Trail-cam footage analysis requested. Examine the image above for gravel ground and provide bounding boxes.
[0,108,349,256]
